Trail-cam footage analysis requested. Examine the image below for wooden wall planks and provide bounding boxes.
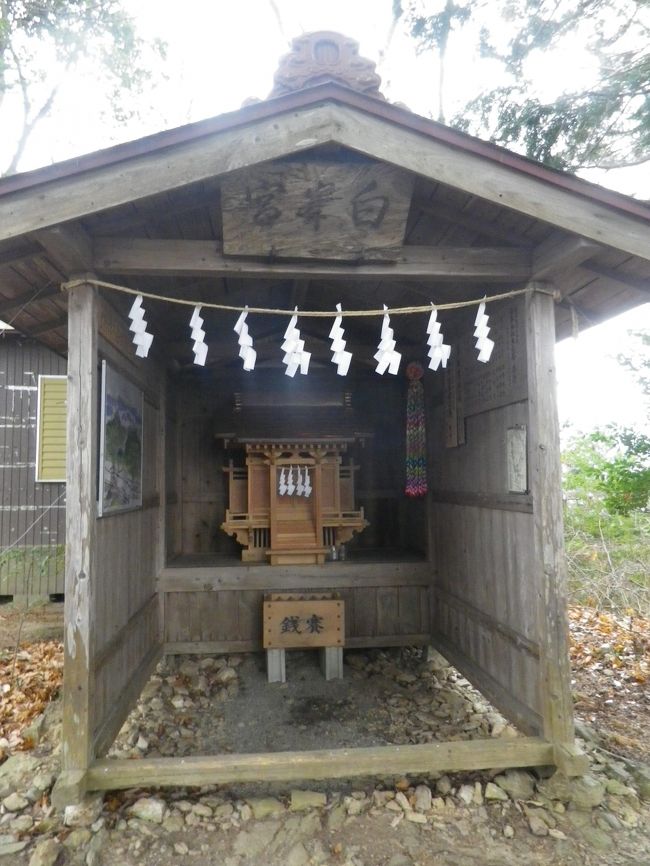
[430,294,544,733]
[163,579,430,649]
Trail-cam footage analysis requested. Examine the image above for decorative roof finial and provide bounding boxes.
[270,32,385,100]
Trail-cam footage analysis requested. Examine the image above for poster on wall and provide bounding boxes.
[98,361,143,516]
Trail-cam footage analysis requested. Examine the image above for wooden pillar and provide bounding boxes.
[54,281,98,807]
[525,285,575,752]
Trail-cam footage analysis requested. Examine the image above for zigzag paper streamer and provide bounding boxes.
[426,306,451,371]
[278,467,287,496]
[189,305,208,366]
[233,307,256,372]
[128,294,154,359]
[281,308,311,377]
[474,300,495,363]
[374,305,401,375]
[303,467,312,498]
[296,466,305,496]
[328,303,353,376]
[286,466,296,495]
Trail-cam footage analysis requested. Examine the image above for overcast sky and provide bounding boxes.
[2,0,648,433]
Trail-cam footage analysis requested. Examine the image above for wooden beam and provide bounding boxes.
[332,104,650,262]
[62,282,98,774]
[532,233,601,280]
[0,104,339,242]
[157,561,432,592]
[0,284,61,317]
[93,238,532,281]
[415,198,534,247]
[87,737,555,790]
[581,261,650,296]
[27,314,68,336]
[35,224,93,276]
[0,241,43,268]
[525,286,575,746]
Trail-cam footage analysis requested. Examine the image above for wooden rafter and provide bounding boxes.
[93,238,532,281]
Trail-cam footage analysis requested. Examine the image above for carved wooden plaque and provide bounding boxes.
[221,159,414,260]
[263,599,344,648]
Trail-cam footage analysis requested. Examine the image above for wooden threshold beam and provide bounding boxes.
[93,238,532,281]
[87,737,555,790]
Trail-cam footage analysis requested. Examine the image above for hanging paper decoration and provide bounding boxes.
[296,465,305,496]
[127,294,154,358]
[286,465,296,495]
[278,467,288,496]
[189,305,208,366]
[303,466,312,498]
[426,306,451,371]
[329,303,353,376]
[405,362,428,498]
[374,305,401,375]
[474,300,495,363]
[233,307,256,371]
[281,309,311,377]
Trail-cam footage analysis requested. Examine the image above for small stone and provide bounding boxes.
[436,776,452,796]
[0,841,29,855]
[605,779,635,797]
[414,785,432,813]
[32,773,55,794]
[9,815,31,836]
[174,842,189,855]
[290,790,326,811]
[548,828,567,840]
[192,803,213,818]
[136,736,149,751]
[528,814,548,836]
[570,775,606,810]
[214,803,234,819]
[233,821,281,858]
[162,814,184,832]
[394,792,412,812]
[239,804,252,822]
[129,797,166,824]
[28,839,63,866]
[0,755,39,799]
[395,778,410,791]
[64,828,92,849]
[385,800,403,813]
[215,667,237,685]
[473,782,483,805]
[503,824,515,839]
[344,796,363,816]
[457,784,474,806]
[286,842,309,866]
[579,825,614,851]
[326,803,346,831]
[494,769,535,801]
[484,782,508,802]
[405,811,427,824]
[2,793,28,812]
[247,797,284,820]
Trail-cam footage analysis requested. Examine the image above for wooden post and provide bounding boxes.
[525,285,575,750]
[53,280,98,808]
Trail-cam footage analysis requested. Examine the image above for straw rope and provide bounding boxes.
[62,278,555,317]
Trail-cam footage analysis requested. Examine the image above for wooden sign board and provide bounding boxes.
[263,599,344,649]
[221,159,414,260]
[459,300,528,418]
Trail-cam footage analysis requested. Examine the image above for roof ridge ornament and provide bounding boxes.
[269,31,385,100]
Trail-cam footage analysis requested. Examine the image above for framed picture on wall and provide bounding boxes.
[98,361,143,516]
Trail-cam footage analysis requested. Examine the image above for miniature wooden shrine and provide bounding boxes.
[217,387,369,564]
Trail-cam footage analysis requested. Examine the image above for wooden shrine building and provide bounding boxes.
[1,32,649,804]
